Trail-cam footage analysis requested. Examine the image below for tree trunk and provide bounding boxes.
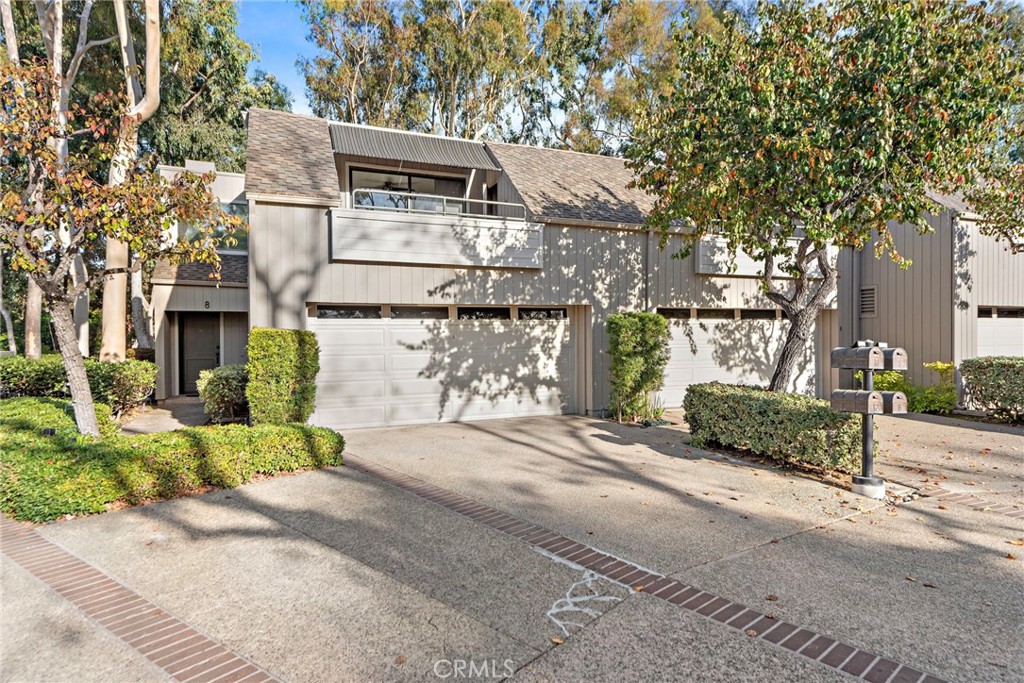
[24,280,42,358]
[130,264,153,349]
[48,296,101,436]
[99,133,135,361]
[0,251,16,354]
[769,308,819,392]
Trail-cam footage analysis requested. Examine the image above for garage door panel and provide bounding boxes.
[977,318,1024,357]
[309,313,575,429]
[316,379,387,401]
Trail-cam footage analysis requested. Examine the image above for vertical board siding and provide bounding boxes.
[857,213,954,386]
[222,313,249,366]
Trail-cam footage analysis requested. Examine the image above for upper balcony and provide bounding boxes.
[330,189,543,269]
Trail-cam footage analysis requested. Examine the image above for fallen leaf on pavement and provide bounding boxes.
[1008,540,1024,547]
[634,585,645,591]
[395,655,407,666]
[1007,554,1018,561]
[905,576,917,582]
[937,505,948,510]
[765,594,779,602]
[923,582,938,588]
[745,629,758,637]
[550,637,564,645]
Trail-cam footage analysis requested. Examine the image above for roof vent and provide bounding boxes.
[859,287,877,317]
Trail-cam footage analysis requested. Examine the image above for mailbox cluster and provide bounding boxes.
[829,341,909,499]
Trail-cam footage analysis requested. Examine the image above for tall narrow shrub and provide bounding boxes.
[607,312,671,422]
[245,328,320,424]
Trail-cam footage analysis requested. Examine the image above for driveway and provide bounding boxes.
[3,415,1021,682]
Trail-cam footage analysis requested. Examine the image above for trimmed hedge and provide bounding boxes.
[684,382,861,472]
[0,397,345,521]
[197,364,248,422]
[0,355,157,416]
[246,328,320,424]
[607,312,671,422]
[961,356,1024,423]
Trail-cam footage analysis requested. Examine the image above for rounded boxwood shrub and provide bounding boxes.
[960,356,1024,423]
[246,328,320,424]
[683,382,861,472]
[197,364,248,422]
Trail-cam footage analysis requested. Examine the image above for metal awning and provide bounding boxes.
[328,122,501,171]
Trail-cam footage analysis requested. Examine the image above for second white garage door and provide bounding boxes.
[977,314,1024,357]
[309,306,576,429]
[657,314,817,411]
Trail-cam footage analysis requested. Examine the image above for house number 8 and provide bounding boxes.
[205,301,210,309]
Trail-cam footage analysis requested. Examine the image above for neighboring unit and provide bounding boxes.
[836,191,1024,389]
[152,109,841,428]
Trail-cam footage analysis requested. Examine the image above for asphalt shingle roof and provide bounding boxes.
[244,109,339,203]
[485,142,654,225]
[152,254,248,286]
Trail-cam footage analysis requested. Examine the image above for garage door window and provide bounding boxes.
[519,307,567,320]
[391,306,449,319]
[657,308,691,319]
[696,309,734,319]
[457,307,511,320]
[740,309,777,320]
[317,305,382,319]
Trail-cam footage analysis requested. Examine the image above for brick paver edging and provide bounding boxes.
[903,482,1024,519]
[0,515,278,683]
[346,455,946,683]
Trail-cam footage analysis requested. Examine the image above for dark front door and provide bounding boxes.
[180,313,219,394]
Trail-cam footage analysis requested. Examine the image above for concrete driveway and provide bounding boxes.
[3,415,1022,682]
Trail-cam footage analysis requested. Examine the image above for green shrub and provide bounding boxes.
[197,364,248,422]
[607,312,671,422]
[855,361,957,415]
[0,397,344,521]
[683,382,861,472]
[0,355,157,416]
[960,356,1024,423]
[246,328,320,424]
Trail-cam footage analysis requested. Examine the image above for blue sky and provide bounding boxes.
[237,1,314,115]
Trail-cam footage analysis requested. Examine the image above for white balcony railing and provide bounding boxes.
[352,189,527,221]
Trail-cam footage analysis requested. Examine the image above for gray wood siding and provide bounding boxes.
[954,217,1024,362]
[152,284,248,313]
[222,312,249,366]
[855,212,954,386]
[249,202,791,411]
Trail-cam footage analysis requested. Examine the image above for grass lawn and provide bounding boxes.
[0,397,344,522]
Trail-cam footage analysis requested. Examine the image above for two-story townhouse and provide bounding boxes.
[151,108,839,429]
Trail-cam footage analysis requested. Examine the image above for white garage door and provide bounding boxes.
[657,314,816,411]
[977,312,1024,357]
[309,306,576,429]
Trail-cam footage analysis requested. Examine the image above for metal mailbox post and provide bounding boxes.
[830,341,908,499]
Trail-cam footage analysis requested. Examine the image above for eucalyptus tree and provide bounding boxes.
[628,0,1023,391]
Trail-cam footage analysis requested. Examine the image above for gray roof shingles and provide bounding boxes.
[485,142,654,225]
[244,109,339,203]
[152,253,248,286]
